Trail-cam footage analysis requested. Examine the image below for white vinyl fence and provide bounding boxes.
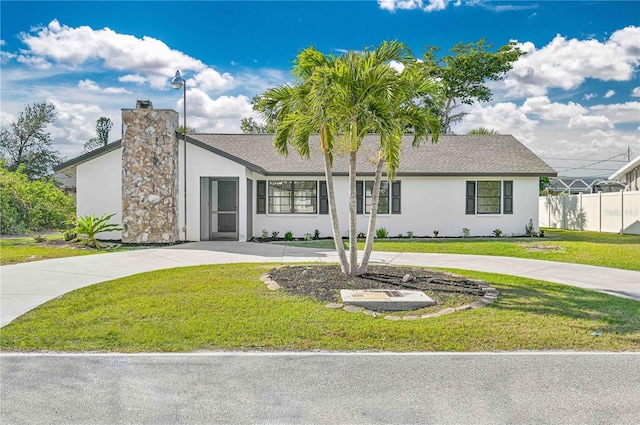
[539,191,640,235]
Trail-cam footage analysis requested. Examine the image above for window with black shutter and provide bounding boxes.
[319,181,328,214]
[391,181,401,214]
[256,180,266,214]
[503,181,513,214]
[356,181,363,214]
[466,181,476,215]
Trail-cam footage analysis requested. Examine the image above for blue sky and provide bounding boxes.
[1,1,639,177]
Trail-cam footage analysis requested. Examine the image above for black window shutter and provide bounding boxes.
[356,181,363,214]
[319,181,328,215]
[257,180,266,214]
[391,181,401,214]
[503,181,513,214]
[465,181,476,215]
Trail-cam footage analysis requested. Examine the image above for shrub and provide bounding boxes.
[406,231,414,238]
[313,229,320,240]
[462,228,471,238]
[358,232,366,238]
[271,230,279,238]
[525,219,538,237]
[261,229,269,239]
[375,227,389,238]
[433,230,439,238]
[0,167,75,234]
[73,213,123,249]
[284,230,294,241]
[32,234,46,243]
[304,233,313,241]
[493,228,502,238]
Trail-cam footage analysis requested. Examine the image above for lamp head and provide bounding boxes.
[170,70,184,90]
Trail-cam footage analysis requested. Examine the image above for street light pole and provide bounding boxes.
[171,70,188,241]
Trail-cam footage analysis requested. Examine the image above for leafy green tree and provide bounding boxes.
[0,167,75,234]
[468,127,498,135]
[420,39,524,132]
[241,96,275,134]
[240,117,273,134]
[0,102,62,179]
[83,117,113,153]
[259,41,441,275]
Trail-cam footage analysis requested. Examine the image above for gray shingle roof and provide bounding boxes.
[54,133,556,177]
[188,133,557,177]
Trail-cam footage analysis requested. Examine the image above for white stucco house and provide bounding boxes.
[54,104,556,243]
[610,154,640,192]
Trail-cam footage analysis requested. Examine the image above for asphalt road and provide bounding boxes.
[2,352,639,424]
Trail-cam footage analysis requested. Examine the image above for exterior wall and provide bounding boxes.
[251,175,540,238]
[76,148,123,240]
[121,108,179,243]
[181,142,249,241]
[624,165,640,191]
[540,191,640,235]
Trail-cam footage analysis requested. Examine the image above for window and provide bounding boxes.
[256,180,266,214]
[268,181,317,214]
[365,181,389,214]
[477,181,501,214]
[319,181,329,215]
[355,180,397,214]
[466,180,513,215]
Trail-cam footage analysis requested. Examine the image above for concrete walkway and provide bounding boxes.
[2,241,639,327]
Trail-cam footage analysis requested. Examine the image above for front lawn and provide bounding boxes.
[0,236,99,265]
[1,263,638,352]
[282,229,640,271]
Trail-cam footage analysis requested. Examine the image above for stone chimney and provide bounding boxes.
[121,102,179,243]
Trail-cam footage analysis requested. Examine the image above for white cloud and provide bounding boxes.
[520,96,587,121]
[184,89,253,120]
[47,98,104,152]
[1,110,16,127]
[78,78,132,95]
[78,79,100,91]
[567,114,613,130]
[631,87,640,97]
[377,0,451,13]
[453,101,539,143]
[18,20,229,90]
[583,93,597,101]
[604,90,615,98]
[589,102,640,124]
[505,26,640,98]
[119,74,147,85]
[191,68,235,93]
[0,39,5,46]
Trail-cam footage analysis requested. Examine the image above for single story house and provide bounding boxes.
[54,103,557,242]
[610,155,640,192]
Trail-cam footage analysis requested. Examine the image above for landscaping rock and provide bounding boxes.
[325,303,344,309]
[343,305,363,313]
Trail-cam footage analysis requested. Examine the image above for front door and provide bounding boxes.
[200,177,238,240]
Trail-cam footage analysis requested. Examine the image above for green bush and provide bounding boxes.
[284,230,294,241]
[0,167,75,234]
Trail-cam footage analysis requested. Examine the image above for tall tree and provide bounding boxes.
[420,39,524,132]
[259,41,441,276]
[83,117,113,153]
[0,102,61,179]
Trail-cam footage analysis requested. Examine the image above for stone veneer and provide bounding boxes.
[121,107,179,243]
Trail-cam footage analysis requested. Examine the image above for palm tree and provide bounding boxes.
[259,42,441,275]
[258,48,350,273]
[468,127,498,135]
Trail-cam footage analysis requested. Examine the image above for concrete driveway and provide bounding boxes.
[1,241,639,327]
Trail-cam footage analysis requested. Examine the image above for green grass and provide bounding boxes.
[0,236,99,265]
[283,229,640,271]
[1,263,638,352]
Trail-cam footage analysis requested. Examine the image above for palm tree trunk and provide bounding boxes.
[322,151,349,273]
[348,150,358,275]
[357,154,384,275]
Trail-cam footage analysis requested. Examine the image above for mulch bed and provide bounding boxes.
[269,265,486,306]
